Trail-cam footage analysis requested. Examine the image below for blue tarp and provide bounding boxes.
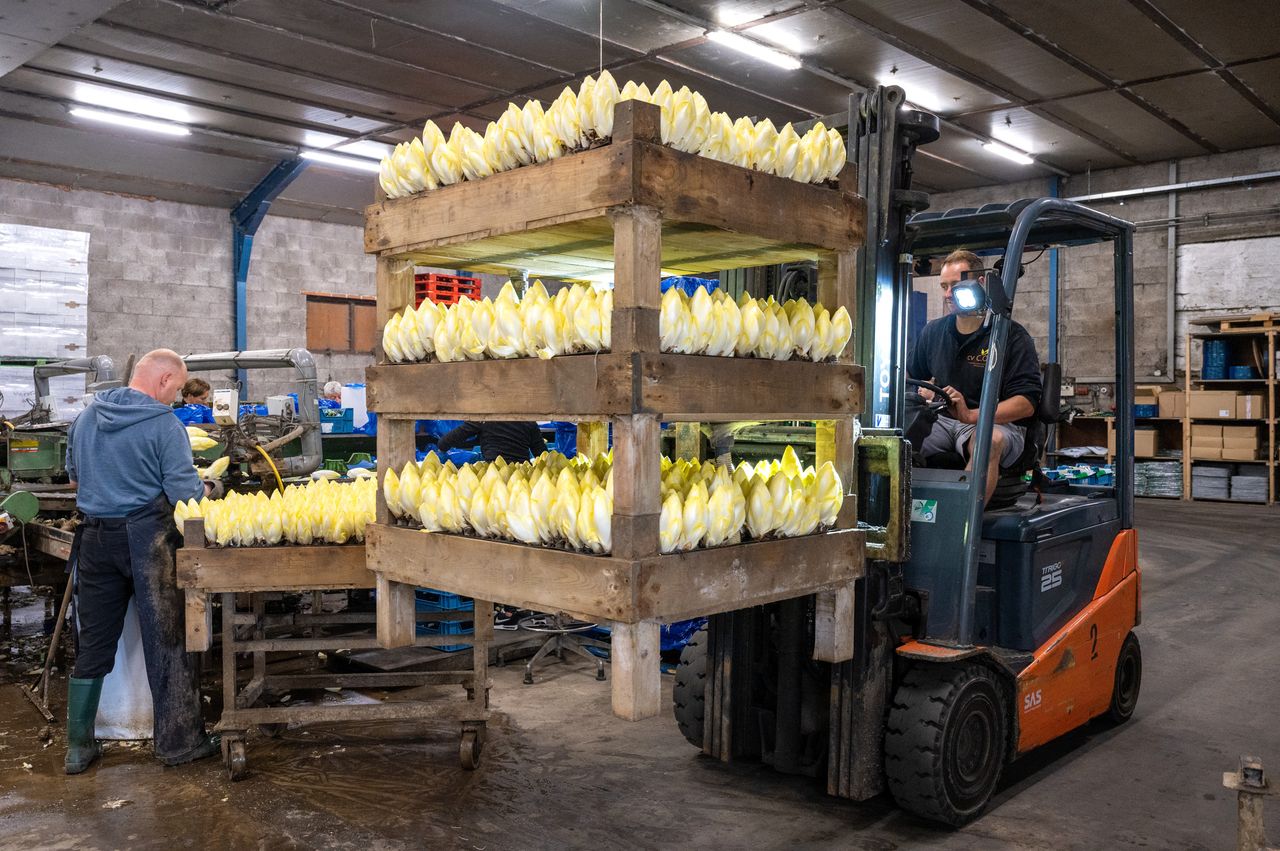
[173,404,214,425]
[660,276,719,297]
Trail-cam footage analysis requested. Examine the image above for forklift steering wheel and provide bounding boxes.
[907,378,952,413]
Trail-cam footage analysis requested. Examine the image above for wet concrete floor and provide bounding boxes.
[0,499,1277,850]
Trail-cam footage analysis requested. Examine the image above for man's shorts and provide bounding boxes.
[920,415,1026,467]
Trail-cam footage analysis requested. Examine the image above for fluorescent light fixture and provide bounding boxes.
[705,30,802,70]
[69,107,189,136]
[982,140,1034,165]
[301,149,382,173]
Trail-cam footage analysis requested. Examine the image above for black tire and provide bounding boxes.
[1106,632,1142,724]
[672,625,708,749]
[886,664,1010,827]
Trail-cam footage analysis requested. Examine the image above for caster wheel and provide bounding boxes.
[257,724,285,738]
[459,730,483,770]
[523,671,534,685]
[595,664,606,682]
[224,739,248,781]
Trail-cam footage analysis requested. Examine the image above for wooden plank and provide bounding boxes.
[366,354,862,421]
[365,143,632,256]
[376,572,416,649]
[635,354,863,421]
[366,354,633,419]
[376,417,416,525]
[368,524,634,622]
[610,620,662,721]
[609,203,663,314]
[612,414,662,560]
[365,523,865,624]
[376,255,415,327]
[575,422,609,458]
[813,582,855,663]
[176,544,369,592]
[633,528,865,622]
[816,249,858,521]
[184,590,212,653]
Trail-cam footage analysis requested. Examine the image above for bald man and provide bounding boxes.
[64,349,219,773]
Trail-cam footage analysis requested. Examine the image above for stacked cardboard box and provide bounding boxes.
[1189,390,1239,420]
[1134,428,1159,457]
[1157,389,1185,419]
[1221,425,1260,462]
[1190,424,1223,460]
[1237,393,1265,419]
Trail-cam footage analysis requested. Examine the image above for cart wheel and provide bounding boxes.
[224,738,248,781]
[257,723,285,738]
[459,730,482,770]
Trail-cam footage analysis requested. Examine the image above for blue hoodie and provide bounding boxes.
[67,387,205,518]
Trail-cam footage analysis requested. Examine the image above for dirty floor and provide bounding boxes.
[0,499,1276,850]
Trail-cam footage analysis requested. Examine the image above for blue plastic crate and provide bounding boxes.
[1202,339,1228,380]
[320,408,354,434]
[415,617,474,650]
[1133,404,1158,419]
[414,588,473,611]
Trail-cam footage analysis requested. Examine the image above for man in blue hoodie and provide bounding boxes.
[64,349,219,773]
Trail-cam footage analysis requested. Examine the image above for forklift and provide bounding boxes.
[671,88,1142,826]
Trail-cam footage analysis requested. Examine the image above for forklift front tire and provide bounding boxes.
[1106,631,1142,725]
[886,663,1009,827]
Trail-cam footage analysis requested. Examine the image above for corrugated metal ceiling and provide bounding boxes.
[0,0,1277,226]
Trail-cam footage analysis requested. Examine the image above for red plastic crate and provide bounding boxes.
[414,272,480,307]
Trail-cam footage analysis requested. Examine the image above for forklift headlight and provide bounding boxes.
[951,282,987,313]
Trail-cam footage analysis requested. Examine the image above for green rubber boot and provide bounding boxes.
[65,677,104,775]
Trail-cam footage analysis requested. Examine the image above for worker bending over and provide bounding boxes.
[179,377,211,406]
[64,349,220,773]
[907,249,1042,502]
[438,421,547,463]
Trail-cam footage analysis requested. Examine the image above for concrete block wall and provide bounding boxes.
[0,177,377,399]
[925,143,1280,385]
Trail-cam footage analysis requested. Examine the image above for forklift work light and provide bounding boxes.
[950,281,987,313]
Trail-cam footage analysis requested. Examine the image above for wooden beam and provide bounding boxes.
[612,414,662,561]
[176,544,369,592]
[375,255,415,328]
[609,203,662,352]
[375,417,417,526]
[610,620,661,721]
[816,250,858,522]
[184,590,212,653]
[813,582,855,663]
[376,572,417,649]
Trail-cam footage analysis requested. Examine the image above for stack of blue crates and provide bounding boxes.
[1201,339,1228,379]
[415,588,474,651]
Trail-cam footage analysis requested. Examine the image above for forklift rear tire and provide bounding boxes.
[886,663,1009,826]
[1106,632,1142,724]
[672,625,708,750]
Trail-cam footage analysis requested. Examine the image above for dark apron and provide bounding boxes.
[71,494,206,760]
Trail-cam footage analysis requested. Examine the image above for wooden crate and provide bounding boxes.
[365,98,867,721]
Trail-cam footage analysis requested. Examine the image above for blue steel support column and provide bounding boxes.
[230,157,308,396]
[1047,175,1060,363]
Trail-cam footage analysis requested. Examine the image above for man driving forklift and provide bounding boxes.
[907,249,1042,501]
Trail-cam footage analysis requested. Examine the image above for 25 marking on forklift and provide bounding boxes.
[1040,562,1064,592]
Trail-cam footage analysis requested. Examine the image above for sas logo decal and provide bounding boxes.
[1023,690,1043,712]
[1040,562,1063,592]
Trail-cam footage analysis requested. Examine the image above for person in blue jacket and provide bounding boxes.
[64,349,221,773]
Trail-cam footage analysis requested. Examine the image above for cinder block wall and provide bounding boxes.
[925,144,1280,383]
[0,178,374,398]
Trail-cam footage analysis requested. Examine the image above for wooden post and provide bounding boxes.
[471,599,494,706]
[611,414,661,561]
[376,416,418,647]
[812,582,855,663]
[608,204,662,352]
[610,620,661,721]
[184,591,212,653]
[375,255,415,364]
[576,421,609,459]
[673,422,701,460]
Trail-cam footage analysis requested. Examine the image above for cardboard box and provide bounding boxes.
[1107,427,1116,456]
[1135,430,1159,457]
[1191,446,1223,460]
[1191,424,1223,439]
[1237,394,1265,419]
[1192,437,1224,449]
[1221,448,1259,461]
[1135,387,1159,406]
[1158,391,1186,419]
[1190,391,1238,419]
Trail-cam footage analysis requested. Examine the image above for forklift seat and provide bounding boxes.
[987,363,1063,510]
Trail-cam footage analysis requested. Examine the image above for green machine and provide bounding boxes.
[1,356,118,491]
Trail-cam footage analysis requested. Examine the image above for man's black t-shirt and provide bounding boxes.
[907,314,1043,412]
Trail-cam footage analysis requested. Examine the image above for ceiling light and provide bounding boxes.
[982,141,1034,165]
[301,149,382,173]
[705,30,802,70]
[69,107,190,136]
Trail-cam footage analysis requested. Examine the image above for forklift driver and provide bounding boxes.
[907,249,1042,502]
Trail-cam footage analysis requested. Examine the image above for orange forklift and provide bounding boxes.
[672,88,1142,826]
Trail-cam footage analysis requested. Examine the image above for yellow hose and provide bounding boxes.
[252,445,285,492]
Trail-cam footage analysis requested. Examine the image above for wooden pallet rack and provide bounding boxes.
[364,99,868,721]
[1182,317,1276,505]
[177,520,492,776]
